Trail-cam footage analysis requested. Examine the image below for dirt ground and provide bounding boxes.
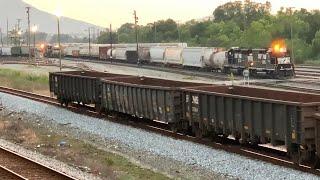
[0,109,169,180]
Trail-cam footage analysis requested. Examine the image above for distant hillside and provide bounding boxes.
[0,0,103,35]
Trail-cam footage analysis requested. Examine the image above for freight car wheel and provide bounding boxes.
[169,123,178,133]
[95,103,102,113]
[312,156,320,169]
[192,123,203,138]
[169,122,190,134]
[290,150,302,165]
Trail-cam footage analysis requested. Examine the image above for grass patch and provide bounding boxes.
[0,68,49,95]
[300,60,320,66]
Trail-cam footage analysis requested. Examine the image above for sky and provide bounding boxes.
[23,0,319,28]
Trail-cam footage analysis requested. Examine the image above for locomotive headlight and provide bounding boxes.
[274,44,280,53]
[280,47,287,53]
[250,62,254,66]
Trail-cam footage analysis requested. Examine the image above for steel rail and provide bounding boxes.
[0,143,75,179]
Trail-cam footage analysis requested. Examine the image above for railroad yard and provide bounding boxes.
[3,1,320,179]
[0,57,319,179]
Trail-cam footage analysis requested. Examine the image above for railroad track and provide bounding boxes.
[1,87,320,176]
[0,143,74,179]
[61,57,238,81]
[254,81,320,94]
[295,66,320,79]
[0,59,87,71]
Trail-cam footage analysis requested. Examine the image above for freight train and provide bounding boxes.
[0,45,39,57]
[0,41,295,79]
[59,41,294,79]
[50,70,320,168]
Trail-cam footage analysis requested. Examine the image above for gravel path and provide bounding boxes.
[0,92,319,180]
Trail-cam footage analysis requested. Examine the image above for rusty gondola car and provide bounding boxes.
[182,85,320,165]
[49,71,130,110]
[100,76,208,130]
[49,70,320,166]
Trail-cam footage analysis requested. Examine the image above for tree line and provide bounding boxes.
[97,0,320,63]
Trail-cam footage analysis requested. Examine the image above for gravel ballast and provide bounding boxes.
[0,139,100,180]
[0,92,318,180]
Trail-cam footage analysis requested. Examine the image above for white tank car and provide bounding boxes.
[182,47,211,68]
[164,47,183,65]
[150,46,166,64]
[207,51,228,70]
[107,48,114,59]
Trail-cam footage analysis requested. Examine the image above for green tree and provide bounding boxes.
[97,31,118,44]
[312,30,320,57]
[240,19,272,48]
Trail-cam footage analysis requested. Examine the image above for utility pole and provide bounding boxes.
[31,25,37,63]
[117,30,119,42]
[110,24,113,62]
[133,10,139,64]
[289,7,295,64]
[57,17,61,71]
[26,7,31,60]
[88,27,91,58]
[0,28,3,47]
[177,21,181,43]
[6,17,8,46]
[154,21,156,43]
[92,27,96,43]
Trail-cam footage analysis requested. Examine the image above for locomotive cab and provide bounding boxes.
[224,48,251,74]
[269,47,295,78]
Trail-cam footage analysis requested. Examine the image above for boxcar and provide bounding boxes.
[99,46,111,60]
[72,50,80,58]
[101,76,207,129]
[182,85,320,163]
[126,49,138,63]
[49,71,129,110]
